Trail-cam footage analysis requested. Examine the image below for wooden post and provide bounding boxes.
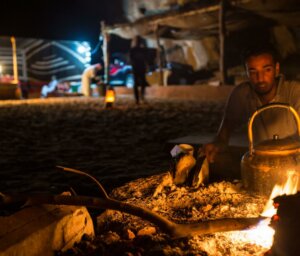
[155,26,164,86]
[219,0,228,85]
[10,36,18,84]
[101,21,110,85]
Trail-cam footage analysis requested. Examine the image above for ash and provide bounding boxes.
[90,174,269,256]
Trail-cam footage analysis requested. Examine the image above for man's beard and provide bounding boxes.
[253,82,274,95]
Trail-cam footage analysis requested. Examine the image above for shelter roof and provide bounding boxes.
[104,0,300,40]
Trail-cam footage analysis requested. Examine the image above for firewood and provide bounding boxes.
[0,192,266,238]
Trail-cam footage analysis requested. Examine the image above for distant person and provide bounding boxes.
[158,44,167,69]
[129,36,148,104]
[57,81,71,94]
[41,75,58,98]
[81,63,102,97]
[21,80,30,99]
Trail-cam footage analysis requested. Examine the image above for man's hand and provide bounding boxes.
[199,117,231,163]
[199,142,226,163]
[200,143,219,163]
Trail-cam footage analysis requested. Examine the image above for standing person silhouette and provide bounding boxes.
[129,36,148,104]
[81,63,102,97]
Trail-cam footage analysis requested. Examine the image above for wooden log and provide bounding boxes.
[0,193,266,238]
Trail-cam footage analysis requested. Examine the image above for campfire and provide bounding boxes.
[1,165,299,255]
[92,168,298,256]
[228,170,299,252]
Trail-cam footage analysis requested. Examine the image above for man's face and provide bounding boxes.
[245,53,279,96]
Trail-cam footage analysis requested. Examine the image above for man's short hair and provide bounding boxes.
[95,63,102,70]
[241,43,279,65]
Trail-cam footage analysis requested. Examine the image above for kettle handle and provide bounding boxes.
[248,103,300,155]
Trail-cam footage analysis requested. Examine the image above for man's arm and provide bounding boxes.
[201,115,232,163]
[201,85,242,163]
[215,116,232,145]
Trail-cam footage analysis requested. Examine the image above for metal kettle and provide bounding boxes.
[241,103,300,197]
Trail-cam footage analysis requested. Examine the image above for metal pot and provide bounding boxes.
[241,103,300,197]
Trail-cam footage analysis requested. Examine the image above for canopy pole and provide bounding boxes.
[219,0,228,85]
[101,21,110,85]
[155,26,165,86]
[10,36,18,83]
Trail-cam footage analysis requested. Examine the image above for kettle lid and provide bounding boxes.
[254,136,300,155]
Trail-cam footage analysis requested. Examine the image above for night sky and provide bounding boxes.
[1,0,130,62]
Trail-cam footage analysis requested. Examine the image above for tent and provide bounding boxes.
[102,0,300,84]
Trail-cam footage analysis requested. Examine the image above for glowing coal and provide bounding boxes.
[93,172,299,255]
[228,170,299,250]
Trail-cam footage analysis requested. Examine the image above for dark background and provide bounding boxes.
[1,0,130,63]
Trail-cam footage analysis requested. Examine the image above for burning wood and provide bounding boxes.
[268,192,300,256]
[103,174,270,255]
[0,189,264,239]
[153,144,209,197]
[104,167,299,255]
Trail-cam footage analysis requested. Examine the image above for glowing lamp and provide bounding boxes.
[105,86,115,108]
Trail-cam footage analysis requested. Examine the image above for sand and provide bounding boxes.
[1,96,273,255]
[0,96,224,195]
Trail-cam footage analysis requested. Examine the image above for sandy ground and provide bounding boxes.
[1,96,274,256]
[0,96,224,195]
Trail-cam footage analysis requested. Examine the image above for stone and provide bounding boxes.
[102,231,120,245]
[123,229,135,240]
[137,226,156,236]
[0,204,94,256]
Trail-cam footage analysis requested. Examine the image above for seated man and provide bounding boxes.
[201,43,300,178]
[41,75,58,98]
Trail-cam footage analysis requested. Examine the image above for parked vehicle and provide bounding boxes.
[109,53,214,87]
[109,53,134,88]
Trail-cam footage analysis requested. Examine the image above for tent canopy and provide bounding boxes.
[104,0,300,40]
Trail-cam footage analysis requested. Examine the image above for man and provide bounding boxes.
[129,36,148,104]
[81,63,102,97]
[41,75,58,98]
[203,44,300,164]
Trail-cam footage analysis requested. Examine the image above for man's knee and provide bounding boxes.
[209,148,245,181]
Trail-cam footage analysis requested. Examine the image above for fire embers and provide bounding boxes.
[267,192,300,256]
